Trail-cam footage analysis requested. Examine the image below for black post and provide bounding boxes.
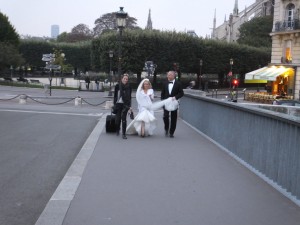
[49,69,53,96]
[110,58,112,88]
[229,58,233,101]
[118,28,123,80]
[199,59,203,90]
[108,50,114,97]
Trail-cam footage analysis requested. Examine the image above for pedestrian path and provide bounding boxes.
[37,111,300,225]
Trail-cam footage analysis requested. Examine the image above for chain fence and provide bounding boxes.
[0,94,108,107]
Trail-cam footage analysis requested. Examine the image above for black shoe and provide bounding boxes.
[169,134,174,138]
[122,134,127,139]
[165,130,169,137]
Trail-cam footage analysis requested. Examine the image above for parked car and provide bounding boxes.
[272,99,300,106]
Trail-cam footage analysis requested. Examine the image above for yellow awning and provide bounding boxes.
[245,66,292,83]
[244,67,268,80]
[244,79,267,84]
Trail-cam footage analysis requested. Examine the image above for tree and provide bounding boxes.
[0,12,20,46]
[0,43,24,71]
[57,32,69,42]
[91,29,270,88]
[0,12,24,71]
[93,12,139,36]
[237,15,273,48]
[57,24,93,43]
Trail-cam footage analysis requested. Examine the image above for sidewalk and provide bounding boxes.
[35,111,300,225]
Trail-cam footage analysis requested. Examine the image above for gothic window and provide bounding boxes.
[285,4,295,28]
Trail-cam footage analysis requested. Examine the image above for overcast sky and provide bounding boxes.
[0,0,254,38]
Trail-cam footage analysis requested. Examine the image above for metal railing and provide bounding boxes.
[274,19,300,32]
[180,93,300,205]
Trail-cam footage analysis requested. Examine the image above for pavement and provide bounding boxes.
[36,111,300,224]
[1,85,300,225]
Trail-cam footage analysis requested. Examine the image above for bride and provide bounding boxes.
[126,79,156,137]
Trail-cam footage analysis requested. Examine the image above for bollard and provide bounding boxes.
[104,100,113,109]
[19,94,27,104]
[74,97,82,106]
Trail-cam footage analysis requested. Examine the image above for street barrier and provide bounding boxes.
[180,92,300,206]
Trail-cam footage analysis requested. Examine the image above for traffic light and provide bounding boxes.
[232,78,239,87]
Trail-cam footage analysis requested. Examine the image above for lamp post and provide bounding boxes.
[199,59,203,90]
[60,53,65,86]
[48,54,55,96]
[229,58,233,86]
[108,50,114,96]
[229,58,234,100]
[116,7,128,80]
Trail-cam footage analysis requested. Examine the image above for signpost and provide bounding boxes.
[42,54,56,96]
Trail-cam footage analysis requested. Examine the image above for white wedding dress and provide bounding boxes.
[126,79,180,136]
[126,82,157,136]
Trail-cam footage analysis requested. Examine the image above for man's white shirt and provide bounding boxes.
[168,80,175,94]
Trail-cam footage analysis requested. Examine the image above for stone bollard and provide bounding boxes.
[104,100,113,109]
[74,97,82,106]
[19,94,27,104]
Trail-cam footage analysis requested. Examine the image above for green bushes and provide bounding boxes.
[18,30,271,88]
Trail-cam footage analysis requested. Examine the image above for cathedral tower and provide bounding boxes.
[145,9,153,30]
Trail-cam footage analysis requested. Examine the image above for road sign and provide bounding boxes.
[42,54,55,61]
[45,65,61,70]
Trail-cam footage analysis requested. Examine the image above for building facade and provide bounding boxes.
[245,0,300,100]
[212,0,274,42]
[270,0,300,99]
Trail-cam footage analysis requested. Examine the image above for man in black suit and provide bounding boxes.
[161,71,184,138]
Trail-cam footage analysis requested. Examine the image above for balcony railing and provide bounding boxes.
[274,19,300,32]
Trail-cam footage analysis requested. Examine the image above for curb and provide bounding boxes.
[35,114,107,225]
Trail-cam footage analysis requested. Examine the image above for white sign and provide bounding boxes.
[42,54,55,61]
[45,65,61,70]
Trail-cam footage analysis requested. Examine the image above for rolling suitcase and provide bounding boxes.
[106,114,116,133]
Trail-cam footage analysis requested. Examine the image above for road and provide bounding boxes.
[0,86,107,225]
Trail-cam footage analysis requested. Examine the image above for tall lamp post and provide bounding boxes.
[229,58,233,88]
[229,58,234,100]
[108,50,114,96]
[199,59,203,90]
[116,7,128,80]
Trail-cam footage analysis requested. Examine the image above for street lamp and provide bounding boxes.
[229,58,233,79]
[60,53,65,85]
[229,58,234,100]
[48,54,55,96]
[116,7,128,80]
[108,50,114,96]
[199,59,203,90]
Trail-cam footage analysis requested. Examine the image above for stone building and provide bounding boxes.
[212,0,274,42]
[245,0,300,100]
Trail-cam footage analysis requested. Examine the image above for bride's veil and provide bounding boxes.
[136,79,148,105]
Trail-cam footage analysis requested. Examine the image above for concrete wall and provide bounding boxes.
[180,93,300,203]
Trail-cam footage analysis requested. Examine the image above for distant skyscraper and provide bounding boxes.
[51,25,59,38]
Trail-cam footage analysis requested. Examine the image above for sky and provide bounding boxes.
[0,0,255,38]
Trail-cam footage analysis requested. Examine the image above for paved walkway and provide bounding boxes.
[1,85,299,225]
[35,112,300,225]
